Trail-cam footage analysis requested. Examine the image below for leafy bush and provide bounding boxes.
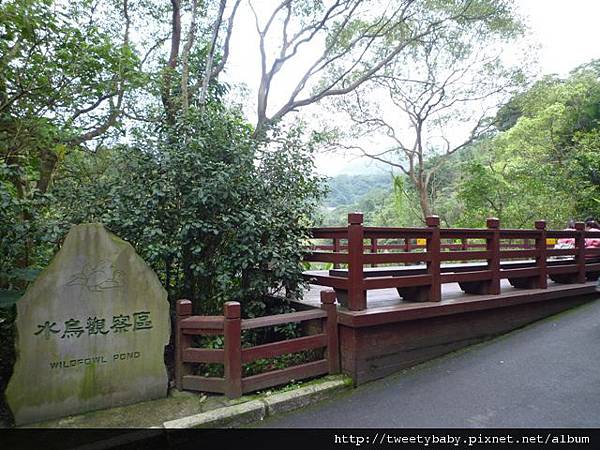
[0,304,16,427]
[50,107,325,314]
[0,164,62,290]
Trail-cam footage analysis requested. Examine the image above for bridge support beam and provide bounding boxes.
[337,284,598,386]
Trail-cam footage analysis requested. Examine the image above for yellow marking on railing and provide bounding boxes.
[546,238,557,245]
[416,238,427,246]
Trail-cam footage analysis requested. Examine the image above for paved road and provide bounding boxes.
[258,297,600,428]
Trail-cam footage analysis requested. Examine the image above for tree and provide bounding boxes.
[456,146,574,228]
[457,60,600,227]
[36,0,327,315]
[0,0,143,285]
[160,0,241,124]
[0,0,142,193]
[52,113,325,314]
[245,0,524,138]
[327,2,525,220]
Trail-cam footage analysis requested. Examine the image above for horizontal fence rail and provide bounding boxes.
[303,214,600,311]
[175,291,340,399]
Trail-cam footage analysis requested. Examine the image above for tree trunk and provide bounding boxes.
[417,179,432,221]
[162,0,182,125]
[37,147,58,194]
[182,242,194,304]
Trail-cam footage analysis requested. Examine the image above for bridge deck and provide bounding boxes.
[298,276,599,385]
[299,275,598,311]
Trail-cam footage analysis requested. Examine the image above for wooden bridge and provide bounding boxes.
[175,213,600,397]
[300,213,600,385]
[303,213,600,310]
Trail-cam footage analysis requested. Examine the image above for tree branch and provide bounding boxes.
[181,0,199,114]
[161,0,181,123]
[197,0,226,110]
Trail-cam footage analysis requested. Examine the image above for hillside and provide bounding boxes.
[324,173,392,208]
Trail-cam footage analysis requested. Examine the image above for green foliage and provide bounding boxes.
[323,173,391,208]
[0,0,144,294]
[566,130,600,216]
[457,156,573,228]
[0,0,325,318]
[196,322,323,379]
[0,163,61,289]
[0,302,16,427]
[1,0,143,160]
[349,58,600,229]
[241,349,323,378]
[457,61,600,227]
[51,109,325,314]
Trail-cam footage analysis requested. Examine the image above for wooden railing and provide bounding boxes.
[303,213,600,311]
[312,231,550,270]
[175,291,339,399]
[312,238,537,258]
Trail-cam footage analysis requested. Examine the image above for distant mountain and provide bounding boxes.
[323,173,392,208]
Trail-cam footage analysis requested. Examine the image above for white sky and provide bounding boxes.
[519,0,600,76]
[225,0,600,177]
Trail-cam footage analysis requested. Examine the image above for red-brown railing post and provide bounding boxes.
[370,238,378,268]
[404,238,412,266]
[333,237,341,269]
[487,218,501,295]
[426,216,441,302]
[347,212,366,311]
[175,299,193,390]
[224,301,242,399]
[535,220,548,289]
[320,290,340,374]
[575,222,586,283]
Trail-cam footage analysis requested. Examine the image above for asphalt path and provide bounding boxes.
[257,297,600,428]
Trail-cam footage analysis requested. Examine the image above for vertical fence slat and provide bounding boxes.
[320,290,340,374]
[487,218,501,295]
[575,222,586,283]
[426,216,441,302]
[348,212,366,311]
[370,238,378,268]
[175,299,193,390]
[224,301,242,399]
[333,237,341,269]
[535,220,548,289]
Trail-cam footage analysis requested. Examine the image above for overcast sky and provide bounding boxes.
[519,0,600,76]
[225,0,600,177]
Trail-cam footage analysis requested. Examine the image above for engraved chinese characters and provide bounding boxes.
[6,224,170,425]
[34,311,153,339]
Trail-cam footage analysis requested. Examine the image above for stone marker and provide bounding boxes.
[6,223,170,425]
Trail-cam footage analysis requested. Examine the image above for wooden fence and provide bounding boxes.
[304,213,600,311]
[175,291,339,399]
